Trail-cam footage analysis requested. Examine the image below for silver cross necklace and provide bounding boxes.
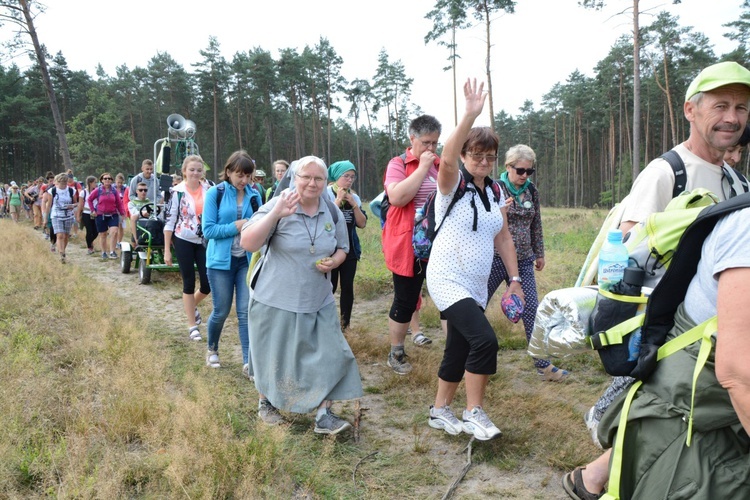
[300,213,320,254]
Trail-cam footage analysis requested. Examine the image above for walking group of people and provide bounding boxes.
[8,59,750,499]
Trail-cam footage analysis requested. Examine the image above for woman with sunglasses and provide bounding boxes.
[325,160,367,330]
[88,172,125,259]
[426,79,523,441]
[486,145,561,381]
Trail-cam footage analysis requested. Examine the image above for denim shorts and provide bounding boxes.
[95,214,120,232]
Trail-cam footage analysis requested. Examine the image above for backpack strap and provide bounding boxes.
[215,183,225,209]
[433,169,468,237]
[661,149,686,199]
[605,315,717,500]
[721,164,750,198]
[322,195,339,224]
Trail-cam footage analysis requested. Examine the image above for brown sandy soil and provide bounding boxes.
[52,231,573,500]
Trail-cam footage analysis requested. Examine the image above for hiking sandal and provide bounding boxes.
[412,332,433,346]
[562,467,604,500]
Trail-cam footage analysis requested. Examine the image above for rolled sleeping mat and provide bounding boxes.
[528,286,599,359]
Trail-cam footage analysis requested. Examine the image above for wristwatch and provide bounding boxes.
[510,276,522,284]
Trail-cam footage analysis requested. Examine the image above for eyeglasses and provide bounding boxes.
[102,177,113,180]
[466,152,498,163]
[510,165,536,176]
[137,188,148,192]
[341,174,356,180]
[296,174,326,185]
[419,139,439,148]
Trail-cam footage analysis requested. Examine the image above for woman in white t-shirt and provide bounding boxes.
[426,79,523,441]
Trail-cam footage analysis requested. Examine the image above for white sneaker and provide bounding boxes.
[206,350,220,368]
[584,406,603,449]
[242,363,254,382]
[462,406,502,441]
[428,405,463,435]
[188,327,201,341]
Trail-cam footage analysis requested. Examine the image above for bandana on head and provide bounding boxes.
[328,160,356,182]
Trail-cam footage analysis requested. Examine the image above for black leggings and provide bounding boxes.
[172,237,210,295]
[389,259,426,324]
[438,298,499,382]
[82,213,98,249]
[331,257,358,327]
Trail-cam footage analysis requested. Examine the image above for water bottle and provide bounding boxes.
[613,267,646,362]
[598,229,629,291]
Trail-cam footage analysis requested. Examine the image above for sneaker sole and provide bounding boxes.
[314,422,352,435]
[428,417,462,435]
[462,422,502,441]
[258,416,285,425]
[386,359,411,375]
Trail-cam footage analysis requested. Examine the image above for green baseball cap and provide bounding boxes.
[685,61,750,102]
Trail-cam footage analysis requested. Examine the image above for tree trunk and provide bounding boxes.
[19,0,73,171]
[451,24,458,126]
[632,0,641,181]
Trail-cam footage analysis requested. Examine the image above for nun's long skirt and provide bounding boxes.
[248,299,363,413]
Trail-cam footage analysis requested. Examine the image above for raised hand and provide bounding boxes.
[463,78,487,120]
[273,189,301,219]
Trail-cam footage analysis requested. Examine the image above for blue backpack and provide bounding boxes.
[412,168,501,260]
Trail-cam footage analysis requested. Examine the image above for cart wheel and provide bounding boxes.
[121,249,132,274]
[139,257,151,284]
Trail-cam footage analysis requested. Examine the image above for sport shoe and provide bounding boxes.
[109,251,118,259]
[242,363,254,382]
[102,252,108,259]
[60,254,66,264]
[413,332,432,346]
[206,350,220,368]
[188,326,201,341]
[258,399,285,425]
[50,245,56,252]
[429,405,463,435]
[314,409,352,435]
[194,307,202,325]
[584,406,603,449]
[462,406,502,441]
[87,248,95,255]
[387,350,412,375]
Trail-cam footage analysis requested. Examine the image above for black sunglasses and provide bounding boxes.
[102,177,113,180]
[137,188,148,192]
[511,166,536,176]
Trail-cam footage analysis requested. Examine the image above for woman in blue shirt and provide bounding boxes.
[202,150,263,373]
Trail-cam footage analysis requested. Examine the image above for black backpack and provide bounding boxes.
[590,192,750,380]
[412,167,501,261]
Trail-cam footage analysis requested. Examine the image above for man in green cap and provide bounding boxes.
[618,61,750,235]
[563,61,750,500]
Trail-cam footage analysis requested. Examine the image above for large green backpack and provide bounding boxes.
[601,191,750,499]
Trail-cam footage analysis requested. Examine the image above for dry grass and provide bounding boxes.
[1,206,610,498]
